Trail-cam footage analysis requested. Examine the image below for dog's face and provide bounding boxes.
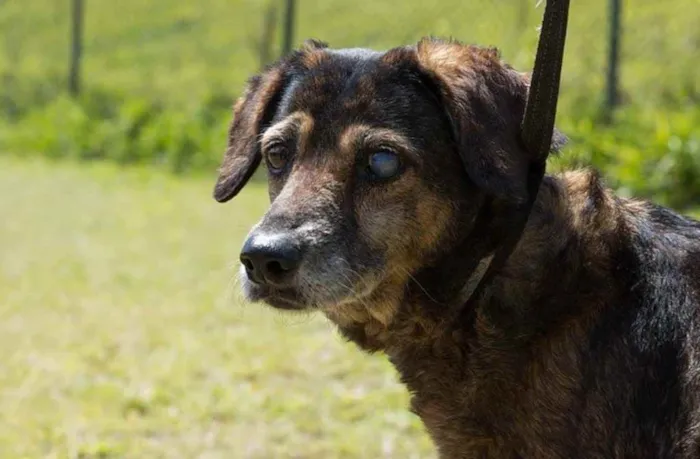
[214,38,548,324]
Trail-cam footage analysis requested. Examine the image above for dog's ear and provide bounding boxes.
[413,38,564,203]
[213,67,288,203]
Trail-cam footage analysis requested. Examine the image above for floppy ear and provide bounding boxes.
[213,67,288,203]
[414,38,565,203]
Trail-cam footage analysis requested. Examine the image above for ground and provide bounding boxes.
[0,157,434,458]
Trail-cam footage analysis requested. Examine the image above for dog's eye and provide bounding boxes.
[266,146,288,173]
[368,150,401,180]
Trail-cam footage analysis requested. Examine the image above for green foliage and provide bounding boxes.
[554,106,700,210]
[0,0,699,206]
[573,107,700,208]
[0,86,231,173]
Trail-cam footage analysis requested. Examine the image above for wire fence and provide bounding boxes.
[66,0,627,114]
[3,1,696,115]
[59,0,682,123]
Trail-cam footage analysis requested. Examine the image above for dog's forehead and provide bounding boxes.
[283,49,424,117]
[270,47,444,146]
[328,47,384,61]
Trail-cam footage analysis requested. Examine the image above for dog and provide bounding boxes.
[213,37,700,458]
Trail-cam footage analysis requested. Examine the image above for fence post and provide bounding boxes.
[69,0,84,96]
[604,0,621,122]
[259,3,277,69]
[281,0,296,57]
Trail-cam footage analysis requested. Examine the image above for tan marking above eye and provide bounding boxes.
[260,111,315,158]
[338,124,421,166]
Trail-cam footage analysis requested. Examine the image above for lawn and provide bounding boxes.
[0,157,434,458]
[2,153,700,458]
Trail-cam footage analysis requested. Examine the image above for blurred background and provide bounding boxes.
[0,0,698,457]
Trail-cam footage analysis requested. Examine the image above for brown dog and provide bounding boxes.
[213,37,700,458]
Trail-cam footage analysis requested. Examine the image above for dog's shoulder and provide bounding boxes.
[562,173,700,455]
[618,194,700,300]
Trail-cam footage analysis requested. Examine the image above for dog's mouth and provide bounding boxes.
[259,293,307,310]
[239,263,383,312]
[240,272,308,310]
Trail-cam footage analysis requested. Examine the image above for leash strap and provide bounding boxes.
[521,0,571,162]
[452,0,570,325]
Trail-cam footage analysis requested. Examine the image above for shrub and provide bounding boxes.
[556,106,700,210]
[0,86,232,174]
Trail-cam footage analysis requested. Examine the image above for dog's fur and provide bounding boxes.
[214,38,700,458]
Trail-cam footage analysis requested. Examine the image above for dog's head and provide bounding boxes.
[214,38,563,325]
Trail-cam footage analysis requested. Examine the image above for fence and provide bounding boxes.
[65,0,630,120]
[2,0,694,118]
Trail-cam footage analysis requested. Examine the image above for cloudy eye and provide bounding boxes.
[266,146,288,173]
[367,150,401,180]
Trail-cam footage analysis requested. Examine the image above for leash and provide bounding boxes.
[451,0,570,327]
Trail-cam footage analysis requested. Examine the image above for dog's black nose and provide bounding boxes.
[240,233,302,287]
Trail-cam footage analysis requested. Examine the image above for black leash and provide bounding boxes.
[451,0,570,327]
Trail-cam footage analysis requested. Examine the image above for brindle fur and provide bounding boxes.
[214,38,700,458]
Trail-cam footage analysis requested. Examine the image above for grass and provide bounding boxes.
[0,157,434,458]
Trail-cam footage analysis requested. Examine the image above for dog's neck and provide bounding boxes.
[324,169,625,454]
[327,169,621,354]
[483,170,620,327]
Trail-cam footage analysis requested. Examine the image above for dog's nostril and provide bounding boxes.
[266,260,286,276]
[266,261,293,276]
[241,258,254,272]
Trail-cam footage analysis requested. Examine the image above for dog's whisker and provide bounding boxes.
[394,265,443,306]
[334,259,376,309]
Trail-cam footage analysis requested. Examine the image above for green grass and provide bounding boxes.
[0,157,434,458]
